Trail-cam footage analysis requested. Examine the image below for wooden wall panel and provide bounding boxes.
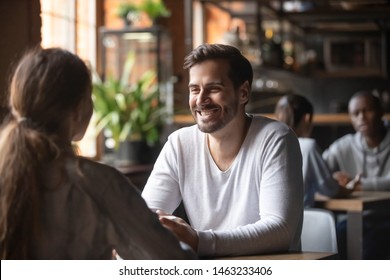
[0,0,41,121]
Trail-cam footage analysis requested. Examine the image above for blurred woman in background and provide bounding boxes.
[275,94,354,208]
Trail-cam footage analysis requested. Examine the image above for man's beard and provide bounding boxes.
[195,105,237,133]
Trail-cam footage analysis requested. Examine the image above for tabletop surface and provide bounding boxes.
[315,191,390,212]
[211,251,337,260]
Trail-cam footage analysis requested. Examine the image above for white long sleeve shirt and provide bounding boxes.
[323,129,390,191]
[142,115,304,257]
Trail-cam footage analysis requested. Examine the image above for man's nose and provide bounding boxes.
[196,90,210,105]
[357,111,366,120]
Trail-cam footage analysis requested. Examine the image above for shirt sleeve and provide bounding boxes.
[322,145,341,173]
[361,176,390,191]
[142,136,183,214]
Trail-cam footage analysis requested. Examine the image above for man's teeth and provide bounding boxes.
[200,110,216,116]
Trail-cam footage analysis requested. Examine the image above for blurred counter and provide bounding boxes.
[174,113,390,126]
[173,113,390,150]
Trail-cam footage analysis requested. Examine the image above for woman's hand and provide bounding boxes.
[156,210,199,252]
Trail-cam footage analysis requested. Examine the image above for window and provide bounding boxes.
[40,0,98,158]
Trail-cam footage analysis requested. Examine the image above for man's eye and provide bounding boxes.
[189,88,199,94]
[209,87,221,93]
[353,112,361,117]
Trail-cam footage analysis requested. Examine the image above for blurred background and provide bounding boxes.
[1,0,389,159]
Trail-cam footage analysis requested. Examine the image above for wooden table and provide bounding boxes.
[315,191,390,259]
[213,251,337,260]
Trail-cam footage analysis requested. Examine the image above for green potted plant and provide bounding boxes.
[139,0,171,24]
[117,2,140,26]
[92,52,167,165]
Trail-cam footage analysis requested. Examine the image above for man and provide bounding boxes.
[323,90,390,259]
[142,43,303,257]
[323,91,390,190]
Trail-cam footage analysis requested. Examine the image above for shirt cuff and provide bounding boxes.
[197,229,216,256]
[360,177,377,191]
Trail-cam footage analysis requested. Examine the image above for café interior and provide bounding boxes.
[1,0,390,260]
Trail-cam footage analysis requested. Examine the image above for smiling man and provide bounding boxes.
[141,43,304,257]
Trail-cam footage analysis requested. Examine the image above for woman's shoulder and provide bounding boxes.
[298,138,322,159]
[70,157,141,207]
[74,157,131,186]
[77,156,119,172]
[298,137,317,149]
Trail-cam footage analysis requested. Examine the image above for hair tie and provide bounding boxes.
[17,117,28,123]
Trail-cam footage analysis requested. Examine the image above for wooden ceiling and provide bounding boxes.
[200,0,390,34]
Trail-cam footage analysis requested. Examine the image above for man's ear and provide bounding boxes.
[239,81,251,105]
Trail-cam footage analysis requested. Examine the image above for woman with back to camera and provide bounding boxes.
[274,94,355,208]
[0,47,195,260]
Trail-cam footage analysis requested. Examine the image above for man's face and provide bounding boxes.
[348,95,382,137]
[188,59,243,133]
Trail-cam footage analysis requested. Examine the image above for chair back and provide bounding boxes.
[301,208,338,253]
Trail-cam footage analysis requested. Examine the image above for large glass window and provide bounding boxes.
[40,0,98,158]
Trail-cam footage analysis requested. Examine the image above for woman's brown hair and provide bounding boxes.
[0,47,91,259]
[275,94,314,129]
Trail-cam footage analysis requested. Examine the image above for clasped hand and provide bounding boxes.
[156,210,199,252]
[333,171,362,192]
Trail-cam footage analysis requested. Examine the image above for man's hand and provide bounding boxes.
[156,210,198,252]
[334,172,362,196]
[345,173,362,191]
[333,171,352,186]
